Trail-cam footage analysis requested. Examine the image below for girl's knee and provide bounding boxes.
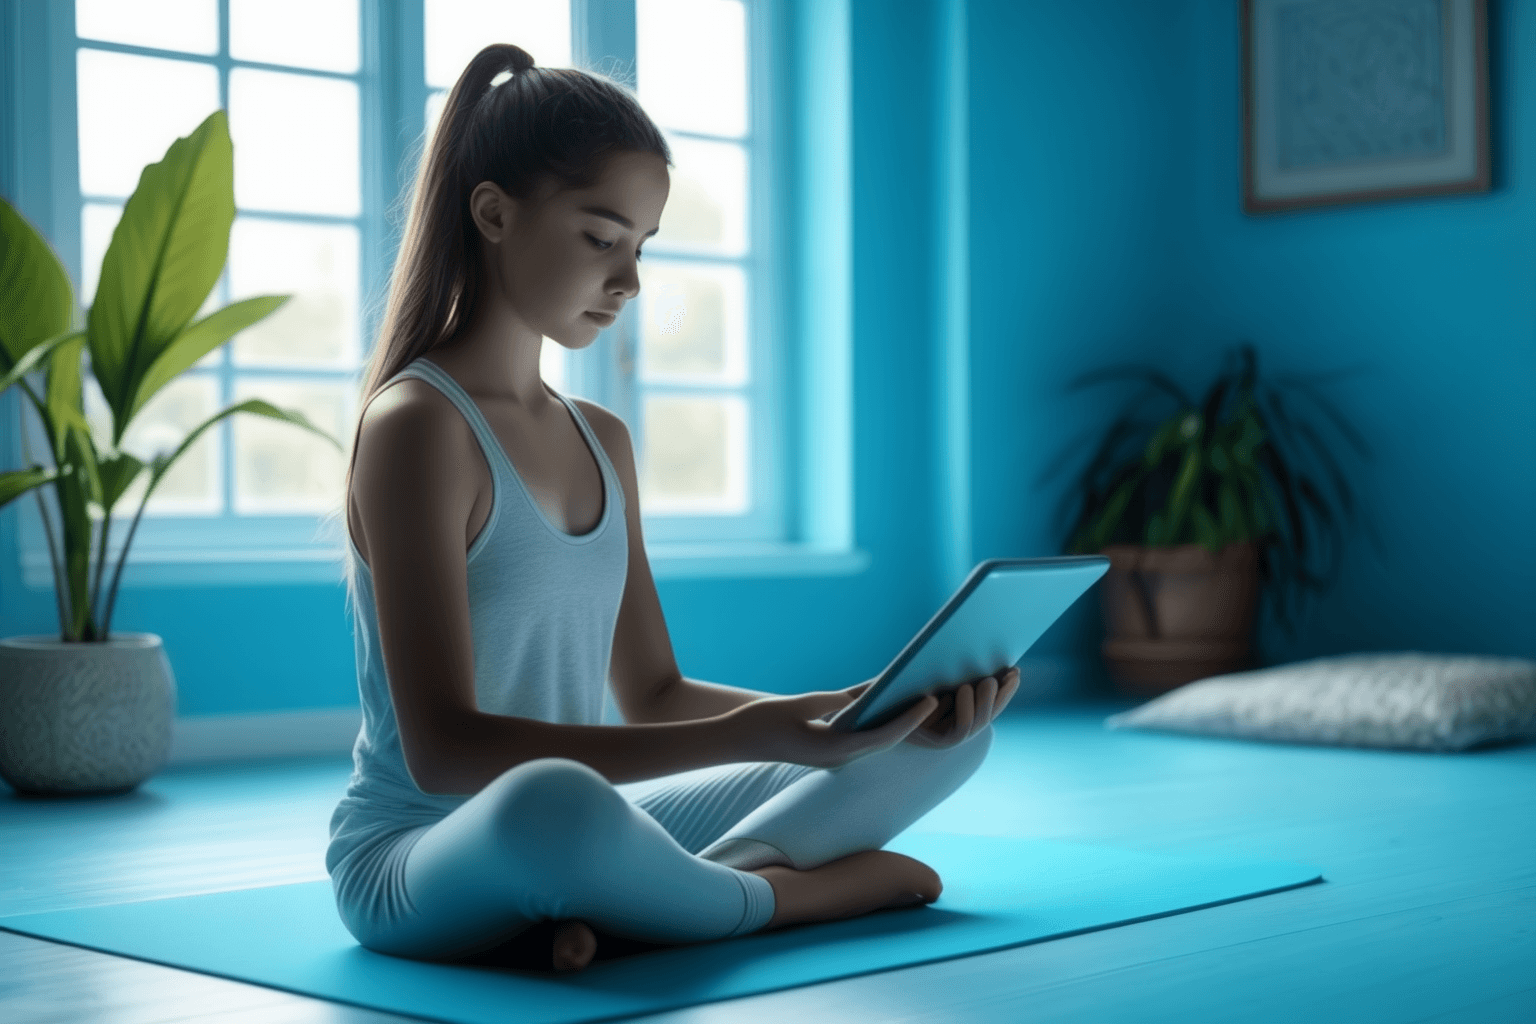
[952,722,994,772]
[970,722,995,757]
[907,722,993,784]
[484,758,626,857]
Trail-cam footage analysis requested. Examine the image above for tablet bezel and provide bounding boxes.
[827,555,1111,733]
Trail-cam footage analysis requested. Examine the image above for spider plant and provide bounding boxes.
[0,110,342,643]
[1040,342,1381,637]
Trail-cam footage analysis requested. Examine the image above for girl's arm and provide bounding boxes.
[419,708,755,794]
[583,403,828,727]
[633,675,779,724]
[417,685,931,796]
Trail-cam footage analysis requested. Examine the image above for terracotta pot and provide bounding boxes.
[0,632,177,796]
[1098,543,1261,696]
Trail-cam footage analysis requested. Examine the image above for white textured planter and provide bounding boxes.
[0,632,177,796]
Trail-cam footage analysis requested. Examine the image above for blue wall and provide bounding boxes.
[2,0,1530,720]
[966,0,1533,666]
[1179,0,1534,663]
[963,0,1194,673]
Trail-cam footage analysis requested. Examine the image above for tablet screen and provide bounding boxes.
[829,556,1110,732]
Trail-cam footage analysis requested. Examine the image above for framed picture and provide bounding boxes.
[1242,0,1491,214]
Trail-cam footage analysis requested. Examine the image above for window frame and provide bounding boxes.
[3,0,864,588]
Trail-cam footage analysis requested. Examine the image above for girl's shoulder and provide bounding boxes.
[360,376,478,457]
[566,396,628,451]
[349,378,480,558]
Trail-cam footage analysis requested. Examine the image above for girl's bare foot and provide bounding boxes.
[549,919,598,971]
[750,850,942,930]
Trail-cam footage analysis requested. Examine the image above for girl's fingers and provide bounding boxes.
[860,695,939,752]
[950,683,976,744]
[971,675,999,738]
[995,669,1021,717]
[798,690,856,715]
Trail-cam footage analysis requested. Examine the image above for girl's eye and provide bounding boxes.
[587,234,645,261]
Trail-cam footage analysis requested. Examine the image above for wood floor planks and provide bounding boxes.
[3,704,1533,1024]
[0,928,358,1024]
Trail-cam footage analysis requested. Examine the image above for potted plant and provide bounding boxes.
[0,110,343,795]
[1041,343,1378,695]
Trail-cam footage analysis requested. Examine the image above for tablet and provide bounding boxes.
[828,556,1111,733]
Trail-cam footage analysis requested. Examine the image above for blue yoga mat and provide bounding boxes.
[0,833,1321,1024]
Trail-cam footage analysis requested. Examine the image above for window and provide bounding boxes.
[9,0,793,586]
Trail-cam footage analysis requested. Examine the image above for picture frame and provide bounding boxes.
[1242,0,1491,214]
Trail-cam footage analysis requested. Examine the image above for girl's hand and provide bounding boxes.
[724,688,939,770]
[903,666,1020,749]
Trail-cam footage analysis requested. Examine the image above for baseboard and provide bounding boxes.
[169,707,362,765]
[165,657,1101,765]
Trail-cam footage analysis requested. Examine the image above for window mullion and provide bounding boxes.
[217,0,233,523]
[361,0,424,361]
[749,0,783,543]
[575,0,637,89]
[571,0,640,429]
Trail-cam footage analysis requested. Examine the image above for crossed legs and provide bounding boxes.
[347,727,993,962]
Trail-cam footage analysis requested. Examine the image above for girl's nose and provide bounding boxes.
[610,259,641,299]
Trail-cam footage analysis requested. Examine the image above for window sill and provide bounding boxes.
[19,542,871,588]
[647,542,871,579]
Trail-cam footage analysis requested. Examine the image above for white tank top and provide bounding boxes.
[325,355,629,876]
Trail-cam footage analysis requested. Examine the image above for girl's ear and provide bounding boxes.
[468,181,516,244]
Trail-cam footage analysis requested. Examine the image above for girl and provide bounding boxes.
[326,43,1021,972]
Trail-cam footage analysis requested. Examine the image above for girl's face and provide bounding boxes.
[473,150,670,350]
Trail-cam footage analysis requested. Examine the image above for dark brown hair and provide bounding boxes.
[322,43,670,613]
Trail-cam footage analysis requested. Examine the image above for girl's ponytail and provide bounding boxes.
[380,43,535,375]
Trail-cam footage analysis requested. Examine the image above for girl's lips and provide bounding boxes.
[586,311,617,325]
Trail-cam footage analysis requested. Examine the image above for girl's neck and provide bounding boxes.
[431,303,551,411]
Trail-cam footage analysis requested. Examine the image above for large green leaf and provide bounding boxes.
[0,197,75,373]
[96,450,147,514]
[0,329,84,398]
[127,295,288,426]
[141,397,343,504]
[89,109,234,445]
[0,465,60,511]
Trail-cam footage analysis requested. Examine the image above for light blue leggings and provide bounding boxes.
[341,726,993,960]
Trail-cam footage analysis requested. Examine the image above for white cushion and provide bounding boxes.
[1105,652,1536,752]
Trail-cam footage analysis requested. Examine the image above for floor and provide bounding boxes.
[2,702,1533,1024]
